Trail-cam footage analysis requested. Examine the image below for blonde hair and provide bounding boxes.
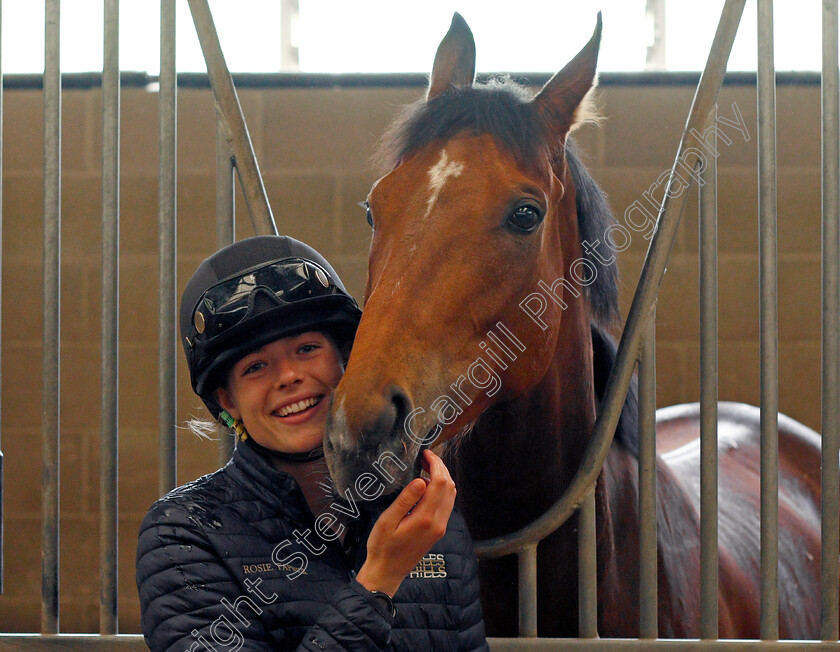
[186,415,233,441]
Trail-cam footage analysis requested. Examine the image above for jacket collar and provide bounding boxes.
[227,438,313,521]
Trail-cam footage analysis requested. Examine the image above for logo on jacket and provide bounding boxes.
[242,562,307,577]
[409,553,447,578]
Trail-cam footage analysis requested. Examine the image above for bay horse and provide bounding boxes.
[324,13,823,638]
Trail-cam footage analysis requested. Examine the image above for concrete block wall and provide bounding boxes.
[0,77,822,632]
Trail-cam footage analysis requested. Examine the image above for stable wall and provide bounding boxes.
[0,76,822,632]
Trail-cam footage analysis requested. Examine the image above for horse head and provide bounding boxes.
[325,13,608,497]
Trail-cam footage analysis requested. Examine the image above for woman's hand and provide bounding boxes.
[355,449,456,597]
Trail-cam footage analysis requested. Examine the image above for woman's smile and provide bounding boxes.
[272,394,326,422]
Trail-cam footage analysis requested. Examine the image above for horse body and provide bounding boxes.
[658,402,822,637]
[324,13,824,638]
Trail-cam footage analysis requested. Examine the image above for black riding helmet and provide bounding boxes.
[180,235,362,418]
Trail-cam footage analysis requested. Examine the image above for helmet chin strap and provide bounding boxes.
[271,446,326,463]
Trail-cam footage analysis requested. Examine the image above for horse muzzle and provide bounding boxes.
[324,384,424,498]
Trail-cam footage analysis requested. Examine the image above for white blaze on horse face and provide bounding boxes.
[425,149,465,218]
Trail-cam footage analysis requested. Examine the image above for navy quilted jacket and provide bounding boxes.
[136,438,489,651]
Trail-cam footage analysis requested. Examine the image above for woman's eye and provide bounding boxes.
[506,204,543,234]
[242,361,266,376]
[298,343,320,355]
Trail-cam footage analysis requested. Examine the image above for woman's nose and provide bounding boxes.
[273,358,303,388]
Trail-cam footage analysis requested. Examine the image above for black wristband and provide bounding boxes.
[369,590,397,619]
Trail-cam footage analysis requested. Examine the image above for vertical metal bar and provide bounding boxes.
[821,0,840,641]
[186,0,277,236]
[41,0,61,635]
[517,544,537,637]
[0,0,5,597]
[216,115,235,466]
[757,0,779,640]
[100,0,119,634]
[578,489,598,638]
[638,309,657,639]
[699,106,719,641]
[158,0,177,495]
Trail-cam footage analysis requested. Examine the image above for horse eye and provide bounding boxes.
[360,200,374,228]
[506,205,543,233]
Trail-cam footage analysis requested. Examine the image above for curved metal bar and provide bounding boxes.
[474,0,747,559]
[187,0,276,236]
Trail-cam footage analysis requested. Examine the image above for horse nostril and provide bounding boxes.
[387,385,413,436]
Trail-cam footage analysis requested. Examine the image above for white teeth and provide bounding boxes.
[277,397,320,417]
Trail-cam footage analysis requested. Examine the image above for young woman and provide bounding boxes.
[136,235,488,651]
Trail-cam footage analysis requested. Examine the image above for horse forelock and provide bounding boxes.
[374,77,547,175]
[374,77,620,329]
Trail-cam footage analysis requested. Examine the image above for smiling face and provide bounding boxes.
[216,331,344,454]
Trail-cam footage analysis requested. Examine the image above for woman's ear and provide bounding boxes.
[215,387,239,420]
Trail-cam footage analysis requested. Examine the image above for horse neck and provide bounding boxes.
[451,297,597,539]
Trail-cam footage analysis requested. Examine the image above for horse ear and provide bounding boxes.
[534,12,602,139]
[428,13,476,100]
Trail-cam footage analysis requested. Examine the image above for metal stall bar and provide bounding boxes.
[699,107,719,640]
[41,0,61,634]
[474,0,747,559]
[159,0,177,495]
[578,489,598,638]
[0,636,147,650]
[756,0,780,640]
[187,0,276,236]
[215,115,234,265]
[100,0,119,634]
[638,309,657,639]
[821,0,840,641]
[486,640,840,651]
[0,0,5,597]
[216,115,235,466]
[517,544,537,637]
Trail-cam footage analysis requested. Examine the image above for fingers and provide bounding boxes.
[377,478,426,531]
[421,450,456,505]
[372,451,456,536]
[408,451,456,534]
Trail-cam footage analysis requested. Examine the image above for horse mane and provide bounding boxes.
[591,324,639,456]
[375,76,620,329]
[566,140,620,328]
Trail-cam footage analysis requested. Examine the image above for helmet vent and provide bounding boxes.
[249,286,284,316]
